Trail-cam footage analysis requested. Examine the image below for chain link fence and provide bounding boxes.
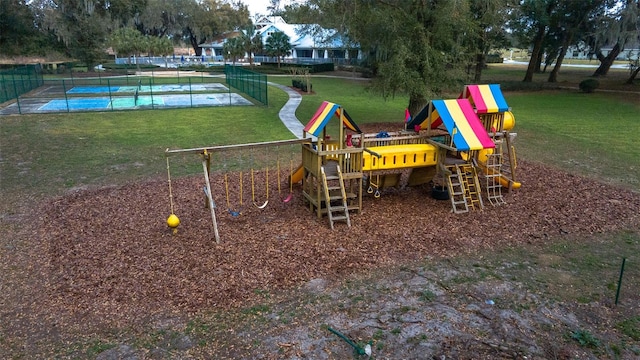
[0,64,44,104]
[224,65,268,106]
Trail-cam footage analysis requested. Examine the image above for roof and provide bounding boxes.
[408,99,494,151]
[459,84,509,114]
[303,101,361,137]
[205,17,350,49]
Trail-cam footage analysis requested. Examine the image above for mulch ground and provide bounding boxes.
[14,124,640,333]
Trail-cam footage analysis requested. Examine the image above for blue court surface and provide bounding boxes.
[40,98,112,111]
[66,83,228,94]
[32,93,251,113]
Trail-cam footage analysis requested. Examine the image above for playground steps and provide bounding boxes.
[445,165,469,214]
[460,164,483,210]
[445,163,483,213]
[484,153,506,206]
[321,165,351,229]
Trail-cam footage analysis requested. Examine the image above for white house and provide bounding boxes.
[200,16,362,65]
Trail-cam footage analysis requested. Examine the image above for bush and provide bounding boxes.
[579,78,599,93]
[292,79,312,92]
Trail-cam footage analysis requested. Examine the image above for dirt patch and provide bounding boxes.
[1,122,640,357]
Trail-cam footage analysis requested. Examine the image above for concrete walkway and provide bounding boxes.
[268,82,308,139]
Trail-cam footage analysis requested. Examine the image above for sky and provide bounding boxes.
[241,0,305,17]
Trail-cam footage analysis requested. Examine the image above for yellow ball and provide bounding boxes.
[167,213,180,228]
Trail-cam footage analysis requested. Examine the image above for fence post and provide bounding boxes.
[11,71,22,114]
[108,78,114,111]
[149,78,154,109]
[62,79,70,113]
[189,77,193,108]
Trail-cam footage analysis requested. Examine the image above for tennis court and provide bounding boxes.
[1,69,267,115]
[66,83,228,94]
[0,93,252,115]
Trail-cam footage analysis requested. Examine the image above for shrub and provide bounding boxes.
[579,78,599,93]
[292,79,312,92]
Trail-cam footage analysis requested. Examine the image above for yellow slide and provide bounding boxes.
[477,149,521,189]
[289,164,304,185]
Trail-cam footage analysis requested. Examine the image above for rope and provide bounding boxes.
[283,159,293,203]
[166,156,175,214]
[251,167,269,209]
[224,158,243,217]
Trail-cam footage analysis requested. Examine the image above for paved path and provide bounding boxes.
[268,82,309,140]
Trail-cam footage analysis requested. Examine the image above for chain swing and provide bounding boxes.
[165,156,180,233]
[276,147,294,203]
[251,149,269,209]
[223,151,244,217]
[367,153,381,198]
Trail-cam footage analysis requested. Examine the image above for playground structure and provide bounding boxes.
[165,84,520,241]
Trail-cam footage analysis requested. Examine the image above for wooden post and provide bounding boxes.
[202,151,221,243]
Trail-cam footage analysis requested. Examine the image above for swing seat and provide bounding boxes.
[283,193,293,203]
[228,208,242,217]
[254,200,269,209]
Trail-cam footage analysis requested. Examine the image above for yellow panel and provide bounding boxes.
[363,144,438,171]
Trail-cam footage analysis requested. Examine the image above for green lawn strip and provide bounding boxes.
[0,84,290,201]
[267,76,408,127]
[507,92,640,190]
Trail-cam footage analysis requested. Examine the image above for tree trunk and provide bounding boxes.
[626,66,640,84]
[592,43,621,77]
[408,93,428,120]
[188,32,203,56]
[548,33,572,83]
[473,52,484,83]
[523,24,546,82]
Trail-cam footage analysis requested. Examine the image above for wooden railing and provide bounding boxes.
[354,131,429,148]
[302,143,363,177]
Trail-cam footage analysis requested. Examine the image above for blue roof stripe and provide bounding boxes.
[432,100,470,151]
[488,84,509,112]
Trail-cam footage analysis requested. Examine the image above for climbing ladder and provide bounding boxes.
[460,163,483,210]
[502,134,518,188]
[445,163,483,214]
[445,165,468,214]
[321,163,351,229]
[484,151,506,206]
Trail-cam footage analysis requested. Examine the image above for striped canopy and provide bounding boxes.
[303,101,361,137]
[408,99,494,151]
[460,84,509,114]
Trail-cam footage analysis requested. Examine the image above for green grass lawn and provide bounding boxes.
[508,91,640,189]
[1,71,639,207]
[268,76,407,124]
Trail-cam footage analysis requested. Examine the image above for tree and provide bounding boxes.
[284,0,476,115]
[514,0,558,82]
[590,0,640,77]
[468,0,514,82]
[181,0,250,56]
[0,0,40,55]
[265,31,291,68]
[223,36,245,64]
[147,36,174,68]
[110,27,147,64]
[546,0,609,83]
[239,22,263,67]
[39,0,113,71]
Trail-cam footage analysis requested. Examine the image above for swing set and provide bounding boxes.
[164,138,307,243]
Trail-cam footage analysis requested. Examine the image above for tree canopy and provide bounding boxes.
[265,30,291,68]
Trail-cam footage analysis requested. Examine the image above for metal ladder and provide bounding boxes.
[445,165,469,214]
[321,164,351,229]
